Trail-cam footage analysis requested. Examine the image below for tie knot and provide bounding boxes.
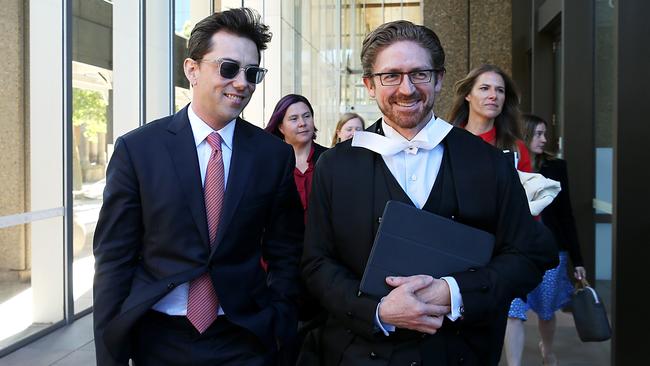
[207,132,222,151]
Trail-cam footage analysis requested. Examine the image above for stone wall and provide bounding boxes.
[423,0,512,120]
[0,0,27,273]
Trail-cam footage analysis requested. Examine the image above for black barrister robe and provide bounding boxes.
[300,121,558,366]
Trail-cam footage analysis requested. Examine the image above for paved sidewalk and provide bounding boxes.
[0,315,95,366]
[498,310,611,366]
[0,309,610,366]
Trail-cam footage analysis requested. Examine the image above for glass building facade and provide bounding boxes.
[0,0,421,355]
[2,0,648,363]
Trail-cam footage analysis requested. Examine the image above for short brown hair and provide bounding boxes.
[360,20,445,77]
[188,7,272,63]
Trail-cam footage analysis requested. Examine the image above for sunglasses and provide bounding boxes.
[200,58,267,84]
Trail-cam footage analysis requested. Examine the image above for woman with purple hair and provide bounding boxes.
[265,95,328,365]
[265,94,327,218]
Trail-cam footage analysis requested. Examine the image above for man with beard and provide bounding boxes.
[299,20,557,365]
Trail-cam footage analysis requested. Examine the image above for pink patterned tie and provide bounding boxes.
[187,132,224,333]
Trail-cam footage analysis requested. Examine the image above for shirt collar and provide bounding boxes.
[352,114,453,156]
[187,102,235,150]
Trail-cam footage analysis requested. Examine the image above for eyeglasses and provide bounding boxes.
[199,58,268,84]
[368,70,439,86]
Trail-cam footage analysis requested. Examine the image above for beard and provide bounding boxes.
[378,90,435,131]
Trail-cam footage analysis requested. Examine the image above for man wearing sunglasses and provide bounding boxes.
[93,8,304,366]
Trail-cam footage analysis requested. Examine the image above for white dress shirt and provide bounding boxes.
[351,115,463,335]
[151,103,235,316]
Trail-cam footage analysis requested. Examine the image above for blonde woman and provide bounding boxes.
[330,112,365,146]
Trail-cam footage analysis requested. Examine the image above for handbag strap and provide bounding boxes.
[575,278,600,303]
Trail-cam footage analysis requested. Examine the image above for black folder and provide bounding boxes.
[359,200,495,299]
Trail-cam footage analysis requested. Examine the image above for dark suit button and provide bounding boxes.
[459,357,465,363]
[480,285,489,292]
[346,311,353,318]
[468,267,476,272]
[346,328,352,334]
[167,282,175,290]
[410,362,419,366]
[459,306,464,314]
[369,351,377,359]
[455,329,461,336]
[137,255,143,261]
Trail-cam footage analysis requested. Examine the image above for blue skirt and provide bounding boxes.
[508,251,574,321]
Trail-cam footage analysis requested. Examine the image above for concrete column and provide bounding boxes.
[146,0,173,122]
[469,0,512,73]
[0,0,27,273]
[422,0,512,119]
[30,0,65,323]
[422,0,469,119]
[113,0,142,140]
[612,1,650,363]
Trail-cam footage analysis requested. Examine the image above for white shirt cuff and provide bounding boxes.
[374,297,396,336]
[441,276,463,321]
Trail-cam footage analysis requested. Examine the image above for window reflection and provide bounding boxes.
[0,0,425,353]
[174,1,211,112]
[340,1,422,127]
[71,0,114,314]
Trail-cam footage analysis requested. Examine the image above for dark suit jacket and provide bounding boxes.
[300,122,557,365]
[539,158,583,266]
[312,143,328,165]
[92,106,304,366]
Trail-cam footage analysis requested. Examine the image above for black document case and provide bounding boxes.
[359,200,495,299]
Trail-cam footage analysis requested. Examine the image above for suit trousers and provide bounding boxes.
[132,310,275,366]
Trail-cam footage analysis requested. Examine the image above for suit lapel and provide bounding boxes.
[165,106,210,249]
[212,118,255,254]
[344,144,386,259]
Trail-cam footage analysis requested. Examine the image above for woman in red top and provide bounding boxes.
[448,64,532,172]
[265,94,328,219]
[450,65,542,365]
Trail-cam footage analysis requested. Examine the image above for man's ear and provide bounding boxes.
[362,76,376,98]
[434,72,444,93]
[183,58,199,86]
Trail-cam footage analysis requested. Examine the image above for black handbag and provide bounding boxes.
[571,279,612,342]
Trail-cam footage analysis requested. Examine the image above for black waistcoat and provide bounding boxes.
[368,141,464,363]
[371,139,458,236]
